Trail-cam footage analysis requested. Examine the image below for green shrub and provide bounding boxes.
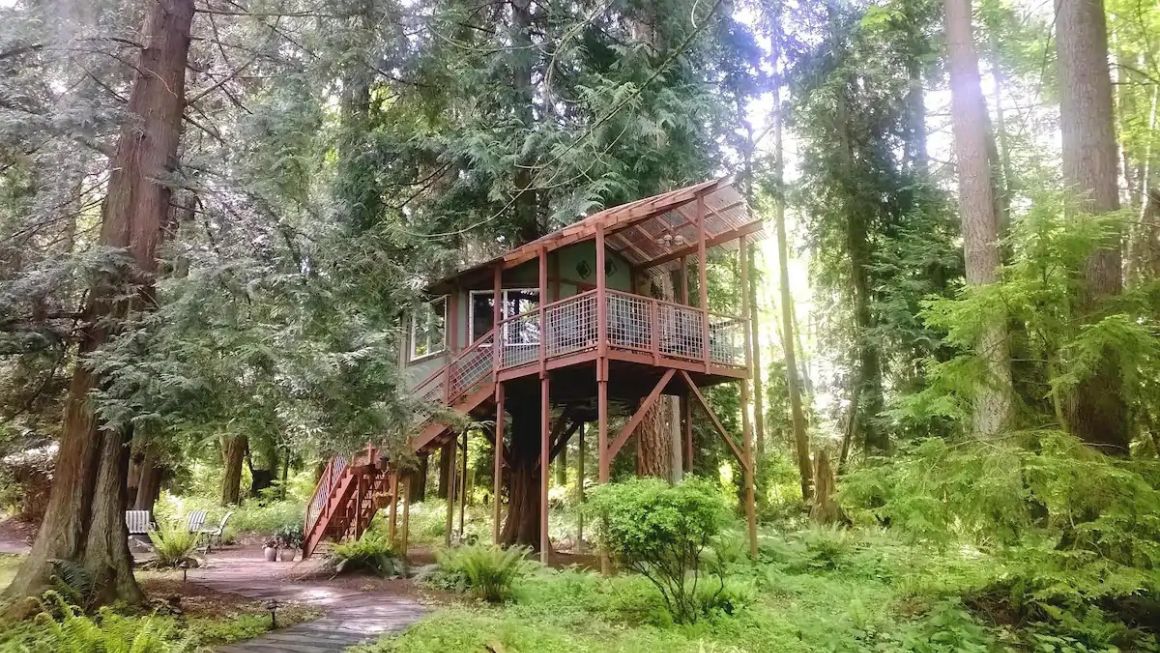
[147,520,200,568]
[434,544,533,603]
[228,500,305,538]
[274,519,304,550]
[587,477,732,624]
[10,592,194,653]
[328,532,402,577]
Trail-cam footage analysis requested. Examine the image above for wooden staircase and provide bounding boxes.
[302,330,498,557]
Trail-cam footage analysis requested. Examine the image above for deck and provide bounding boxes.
[412,288,747,412]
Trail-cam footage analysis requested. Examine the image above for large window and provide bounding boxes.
[469,289,540,343]
[410,296,447,361]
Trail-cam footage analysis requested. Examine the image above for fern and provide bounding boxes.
[327,531,401,577]
[435,544,534,603]
[147,520,200,568]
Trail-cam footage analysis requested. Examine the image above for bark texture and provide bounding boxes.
[1055,0,1129,453]
[944,0,1014,437]
[4,0,194,604]
[220,434,246,505]
[500,399,543,549]
[770,10,812,499]
[635,272,676,479]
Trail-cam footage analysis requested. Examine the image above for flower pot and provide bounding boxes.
[263,546,278,562]
[279,548,296,562]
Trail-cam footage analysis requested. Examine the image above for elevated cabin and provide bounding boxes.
[305,178,763,560]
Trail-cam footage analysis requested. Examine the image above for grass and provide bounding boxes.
[356,525,1033,653]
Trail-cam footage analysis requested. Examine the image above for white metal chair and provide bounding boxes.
[198,510,233,553]
[125,510,156,550]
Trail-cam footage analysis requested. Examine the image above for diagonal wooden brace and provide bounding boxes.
[607,369,676,460]
[679,370,750,472]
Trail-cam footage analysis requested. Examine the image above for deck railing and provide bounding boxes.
[305,454,348,537]
[493,289,745,372]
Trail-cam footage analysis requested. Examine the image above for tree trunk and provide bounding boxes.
[944,0,1014,437]
[4,0,194,605]
[437,445,451,499]
[635,272,675,479]
[409,454,428,502]
[500,399,542,549]
[770,7,812,500]
[133,446,164,513]
[1055,0,1129,454]
[221,434,246,506]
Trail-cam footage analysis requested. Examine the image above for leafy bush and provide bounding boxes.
[587,477,732,624]
[228,499,305,538]
[327,531,402,577]
[147,520,200,568]
[434,544,533,603]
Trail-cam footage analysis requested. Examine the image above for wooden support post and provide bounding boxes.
[540,376,551,563]
[739,236,758,557]
[608,369,675,460]
[596,226,611,575]
[388,469,399,543]
[680,255,689,305]
[444,440,456,547]
[576,421,585,554]
[696,194,710,370]
[459,428,468,540]
[539,246,551,564]
[401,472,411,563]
[682,393,693,473]
[493,383,505,545]
[493,264,503,376]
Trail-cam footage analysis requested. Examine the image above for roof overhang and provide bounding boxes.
[427,177,763,292]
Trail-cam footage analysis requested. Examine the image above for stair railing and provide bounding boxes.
[305,453,349,540]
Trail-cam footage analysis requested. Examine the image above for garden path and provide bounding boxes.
[191,549,427,653]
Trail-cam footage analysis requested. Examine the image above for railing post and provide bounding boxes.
[697,194,710,371]
[493,263,503,378]
[649,299,660,364]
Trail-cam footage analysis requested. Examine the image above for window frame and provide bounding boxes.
[409,295,448,362]
[468,288,541,345]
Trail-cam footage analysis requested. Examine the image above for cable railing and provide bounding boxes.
[491,289,746,373]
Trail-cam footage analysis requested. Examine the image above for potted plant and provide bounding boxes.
[263,538,279,562]
[275,522,304,562]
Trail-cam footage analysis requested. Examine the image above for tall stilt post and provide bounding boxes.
[444,440,456,547]
[493,383,505,544]
[739,236,759,557]
[696,194,710,369]
[576,421,585,554]
[681,393,693,473]
[539,246,550,564]
[459,428,468,540]
[388,469,399,543]
[596,226,610,574]
[401,471,411,563]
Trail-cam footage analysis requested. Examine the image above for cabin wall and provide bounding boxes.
[401,241,633,393]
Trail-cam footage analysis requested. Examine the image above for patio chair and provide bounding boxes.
[198,510,233,553]
[186,509,208,534]
[125,510,155,550]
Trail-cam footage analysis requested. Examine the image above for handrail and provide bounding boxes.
[412,327,497,397]
[305,454,349,538]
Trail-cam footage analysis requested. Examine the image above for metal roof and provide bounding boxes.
[430,177,762,290]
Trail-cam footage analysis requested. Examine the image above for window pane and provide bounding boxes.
[471,292,494,342]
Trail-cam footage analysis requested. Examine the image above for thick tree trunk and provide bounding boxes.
[770,8,812,500]
[500,399,542,549]
[635,272,676,479]
[133,447,164,512]
[221,434,246,506]
[409,454,428,502]
[4,0,194,605]
[1055,0,1129,453]
[437,445,451,499]
[944,0,1014,437]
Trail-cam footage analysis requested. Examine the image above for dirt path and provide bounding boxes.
[190,549,427,653]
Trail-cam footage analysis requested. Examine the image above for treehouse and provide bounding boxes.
[304,178,763,560]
